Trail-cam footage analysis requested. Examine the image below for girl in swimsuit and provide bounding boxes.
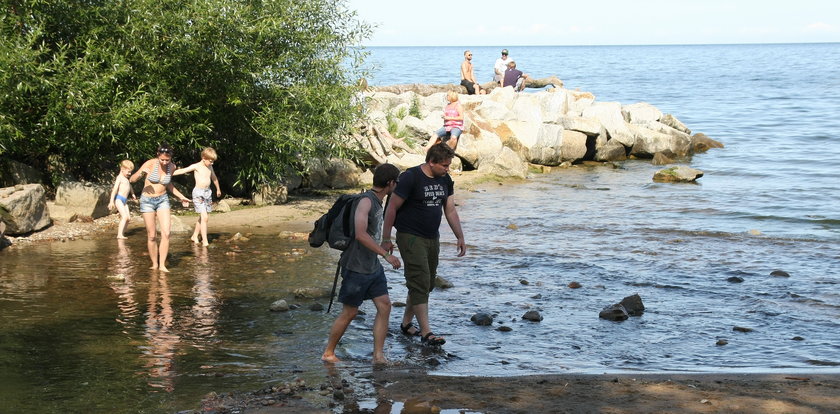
[130,143,191,272]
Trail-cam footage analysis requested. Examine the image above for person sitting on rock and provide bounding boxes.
[460,50,485,95]
[425,91,464,152]
[502,60,530,92]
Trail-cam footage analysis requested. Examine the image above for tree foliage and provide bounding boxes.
[0,0,370,190]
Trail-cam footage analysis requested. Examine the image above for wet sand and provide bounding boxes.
[8,171,840,412]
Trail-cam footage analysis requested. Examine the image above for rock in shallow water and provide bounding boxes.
[522,310,543,322]
[470,312,494,326]
[599,304,629,321]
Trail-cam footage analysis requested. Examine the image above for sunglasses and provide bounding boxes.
[157,147,173,154]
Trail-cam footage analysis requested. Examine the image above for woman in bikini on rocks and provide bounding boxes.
[130,143,191,272]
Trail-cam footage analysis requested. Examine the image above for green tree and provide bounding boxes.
[0,0,370,190]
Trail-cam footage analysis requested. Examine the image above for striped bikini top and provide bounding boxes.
[147,161,172,185]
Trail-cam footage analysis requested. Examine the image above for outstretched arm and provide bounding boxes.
[443,196,466,257]
[129,160,150,183]
[173,162,198,176]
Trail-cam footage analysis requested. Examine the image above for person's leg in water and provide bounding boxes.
[198,212,209,246]
[143,211,159,270]
[157,208,172,272]
[322,303,359,363]
[116,199,130,239]
[371,294,392,364]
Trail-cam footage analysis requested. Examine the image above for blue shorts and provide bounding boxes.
[338,266,388,307]
[436,127,462,142]
[139,194,170,213]
[114,194,128,205]
[192,187,213,213]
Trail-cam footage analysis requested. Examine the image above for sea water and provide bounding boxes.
[1,43,839,412]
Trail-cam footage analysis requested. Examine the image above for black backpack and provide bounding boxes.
[308,192,365,251]
[308,192,367,313]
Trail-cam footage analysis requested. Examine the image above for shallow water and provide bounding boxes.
[3,43,840,411]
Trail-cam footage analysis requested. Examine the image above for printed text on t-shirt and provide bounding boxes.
[423,184,447,207]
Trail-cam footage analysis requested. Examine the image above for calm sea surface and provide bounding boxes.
[2,43,839,412]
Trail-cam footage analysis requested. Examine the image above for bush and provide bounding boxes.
[0,0,370,191]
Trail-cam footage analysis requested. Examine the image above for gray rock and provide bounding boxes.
[269,299,289,312]
[470,312,494,326]
[629,124,691,158]
[690,133,724,153]
[496,325,513,332]
[522,310,543,322]
[310,303,325,311]
[653,166,704,183]
[716,339,729,346]
[770,270,790,277]
[252,184,288,205]
[477,146,528,178]
[293,287,332,299]
[434,276,454,289]
[660,113,692,135]
[651,152,674,165]
[0,159,44,187]
[582,102,635,147]
[54,181,111,219]
[0,184,52,235]
[622,102,662,124]
[599,304,629,321]
[619,294,645,316]
[215,200,232,213]
[528,127,588,166]
[594,139,628,162]
[733,326,754,333]
[727,276,745,283]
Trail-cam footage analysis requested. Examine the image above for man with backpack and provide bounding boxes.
[382,144,466,346]
[322,163,401,364]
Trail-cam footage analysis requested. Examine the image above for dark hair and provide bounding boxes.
[372,163,400,188]
[156,142,173,155]
[426,143,455,164]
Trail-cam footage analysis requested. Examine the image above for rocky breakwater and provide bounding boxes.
[352,85,723,179]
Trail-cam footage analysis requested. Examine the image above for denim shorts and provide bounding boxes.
[338,266,388,307]
[139,194,171,213]
[436,127,462,142]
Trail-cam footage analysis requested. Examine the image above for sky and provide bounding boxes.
[345,0,840,46]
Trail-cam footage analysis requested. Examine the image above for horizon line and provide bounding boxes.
[358,41,840,48]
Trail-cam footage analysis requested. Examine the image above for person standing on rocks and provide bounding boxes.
[382,144,466,346]
[322,163,402,364]
[130,143,191,272]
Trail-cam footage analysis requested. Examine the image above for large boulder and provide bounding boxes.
[556,116,602,136]
[660,113,692,135]
[385,153,426,171]
[595,139,628,162]
[475,100,514,121]
[622,102,662,124]
[566,90,596,115]
[528,126,588,166]
[629,124,691,158]
[582,102,635,147]
[252,184,288,205]
[0,184,52,235]
[0,160,44,187]
[399,116,436,138]
[536,89,570,123]
[477,146,527,178]
[457,128,504,168]
[690,133,724,153]
[54,181,111,219]
[307,158,363,189]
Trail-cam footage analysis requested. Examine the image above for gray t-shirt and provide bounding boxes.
[339,191,384,274]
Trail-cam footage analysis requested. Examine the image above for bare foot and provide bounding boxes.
[372,356,390,365]
[190,237,200,244]
[202,242,209,247]
[117,235,127,239]
[321,354,341,363]
[159,265,169,273]
[150,264,158,270]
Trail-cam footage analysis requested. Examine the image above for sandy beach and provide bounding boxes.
[5,171,840,413]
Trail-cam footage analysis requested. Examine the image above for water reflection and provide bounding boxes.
[109,239,140,328]
[144,269,179,391]
[190,244,219,341]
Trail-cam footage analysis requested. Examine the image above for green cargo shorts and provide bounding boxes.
[395,232,440,305]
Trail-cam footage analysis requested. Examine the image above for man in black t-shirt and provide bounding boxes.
[382,144,466,346]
